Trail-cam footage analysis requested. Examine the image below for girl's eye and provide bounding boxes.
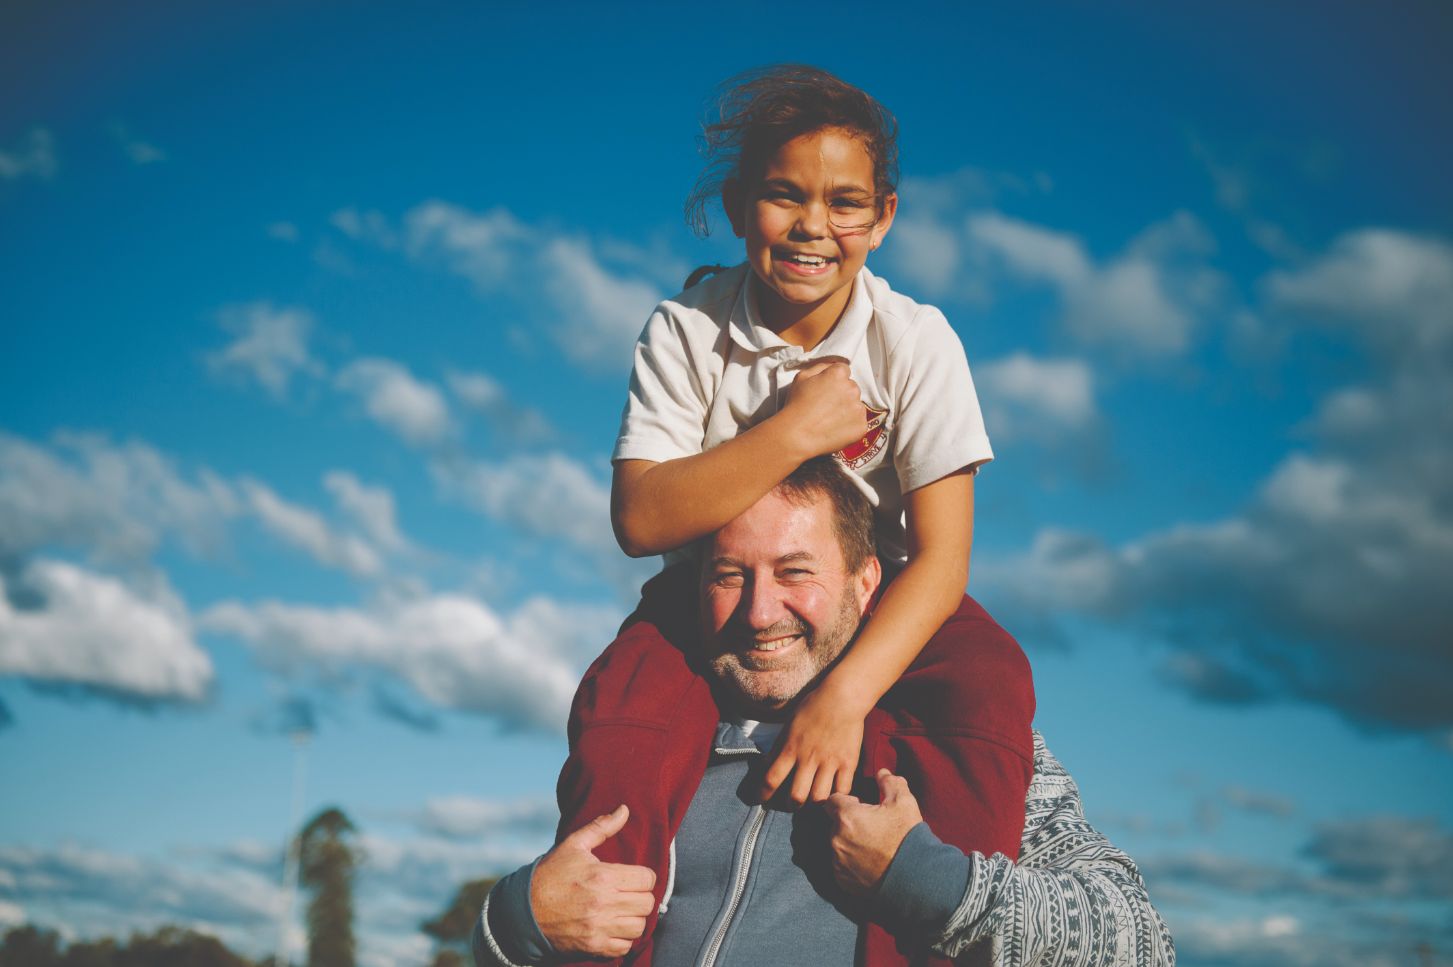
[831,198,866,209]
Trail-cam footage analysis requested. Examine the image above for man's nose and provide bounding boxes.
[742,576,788,630]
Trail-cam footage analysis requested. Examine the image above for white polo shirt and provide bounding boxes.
[613,264,993,563]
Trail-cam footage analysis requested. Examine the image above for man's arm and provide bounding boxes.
[472,806,657,967]
[823,733,1176,967]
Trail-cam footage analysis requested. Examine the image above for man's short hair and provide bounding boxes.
[774,457,876,572]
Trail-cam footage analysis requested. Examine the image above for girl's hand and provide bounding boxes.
[759,684,866,808]
[778,361,869,459]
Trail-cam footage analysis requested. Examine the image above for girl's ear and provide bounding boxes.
[869,192,898,251]
[722,179,747,238]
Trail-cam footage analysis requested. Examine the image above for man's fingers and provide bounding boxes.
[877,769,913,806]
[598,862,657,894]
[565,803,629,852]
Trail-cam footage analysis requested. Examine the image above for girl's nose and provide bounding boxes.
[792,199,829,239]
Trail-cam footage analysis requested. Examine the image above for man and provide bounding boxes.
[476,460,1174,966]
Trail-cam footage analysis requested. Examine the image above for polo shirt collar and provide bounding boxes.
[727,268,874,362]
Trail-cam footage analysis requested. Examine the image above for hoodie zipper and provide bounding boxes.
[698,803,767,967]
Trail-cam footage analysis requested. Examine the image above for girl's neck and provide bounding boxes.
[753,275,855,350]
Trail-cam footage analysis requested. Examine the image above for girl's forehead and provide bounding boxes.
[759,127,875,185]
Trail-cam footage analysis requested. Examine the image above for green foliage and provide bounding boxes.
[420,877,498,944]
[0,924,255,967]
[296,806,362,967]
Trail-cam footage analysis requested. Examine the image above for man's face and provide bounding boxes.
[700,489,880,719]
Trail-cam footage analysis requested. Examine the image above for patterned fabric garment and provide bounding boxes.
[933,732,1177,966]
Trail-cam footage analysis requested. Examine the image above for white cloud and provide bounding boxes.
[241,479,383,578]
[967,211,1218,357]
[0,431,239,564]
[201,592,615,732]
[0,128,56,181]
[335,358,451,446]
[324,471,408,553]
[0,899,23,927]
[208,302,321,399]
[267,221,299,242]
[432,452,614,558]
[984,227,1453,733]
[1266,228,1453,353]
[976,353,1096,441]
[447,370,553,442]
[0,559,212,703]
[402,201,663,372]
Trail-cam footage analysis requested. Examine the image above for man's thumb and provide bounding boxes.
[877,769,910,806]
[567,804,629,852]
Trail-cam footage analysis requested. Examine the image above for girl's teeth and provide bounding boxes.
[789,255,826,265]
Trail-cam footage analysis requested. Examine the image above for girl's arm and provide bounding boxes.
[612,362,867,557]
[761,468,974,805]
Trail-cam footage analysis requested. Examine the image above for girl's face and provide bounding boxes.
[726,127,896,331]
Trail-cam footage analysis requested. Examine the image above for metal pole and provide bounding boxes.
[274,730,310,967]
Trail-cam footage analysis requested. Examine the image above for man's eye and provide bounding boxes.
[780,568,812,580]
[713,573,745,588]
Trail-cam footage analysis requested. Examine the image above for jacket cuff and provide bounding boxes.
[478,859,553,965]
[873,822,971,939]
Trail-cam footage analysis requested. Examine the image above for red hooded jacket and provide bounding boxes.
[553,564,1035,967]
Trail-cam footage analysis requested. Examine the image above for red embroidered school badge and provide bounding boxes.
[836,404,889,470]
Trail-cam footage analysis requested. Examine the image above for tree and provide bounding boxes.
[296,807,362,967]
[420,877,498,966]
[0,925,60,967]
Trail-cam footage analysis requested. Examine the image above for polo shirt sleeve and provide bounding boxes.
[612,305,709,465]
[889,307,994,494]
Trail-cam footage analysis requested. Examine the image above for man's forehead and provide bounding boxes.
[707,491,840,565]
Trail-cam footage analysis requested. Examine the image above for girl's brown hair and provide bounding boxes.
[685,64,900,238]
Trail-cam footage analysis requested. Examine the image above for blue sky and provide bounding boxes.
[2,3,1451,965]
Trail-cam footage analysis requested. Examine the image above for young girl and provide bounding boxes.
[554,64,1034,964]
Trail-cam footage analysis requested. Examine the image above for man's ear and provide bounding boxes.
[854,555,882,616]
[722,180,747,238]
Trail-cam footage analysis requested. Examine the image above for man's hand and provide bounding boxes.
[821,770,924,895]
[778,360,869,459]
[759,685,865,807]
[530,805,658,958]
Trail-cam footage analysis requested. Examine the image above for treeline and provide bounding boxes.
[4,806,501,967]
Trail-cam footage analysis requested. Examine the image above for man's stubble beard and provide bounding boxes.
[707,585,863,720]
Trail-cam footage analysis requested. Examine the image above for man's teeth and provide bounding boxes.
[754,636,797,651]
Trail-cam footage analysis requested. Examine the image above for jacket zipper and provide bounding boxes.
[698,804,767,967]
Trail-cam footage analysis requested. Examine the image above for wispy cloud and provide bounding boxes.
[0,129,56,181]
[108,122,166,165]
[446,370,554,443]
[324,471,411,554]
[395,201,666,373]
[208,302,322,400]
[241,479,384,578]
[335,358,452,447]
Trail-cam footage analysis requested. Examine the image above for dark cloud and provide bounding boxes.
[371,684,441,732]
[249,693,323,737]
[986,228,1453,735]
[1304,816,1453,900]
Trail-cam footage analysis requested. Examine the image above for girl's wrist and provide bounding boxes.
[815,668,878,718]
